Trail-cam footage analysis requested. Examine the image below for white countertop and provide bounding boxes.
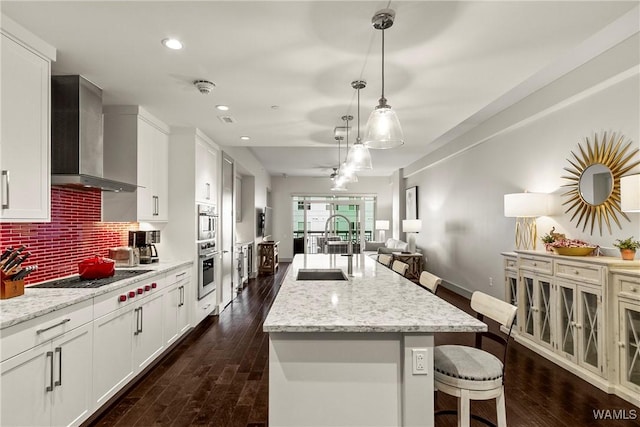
[0,260,192,329]
[263,254,486,333]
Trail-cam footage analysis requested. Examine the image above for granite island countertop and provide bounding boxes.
[0,260,192,330]
[263,254,486,333]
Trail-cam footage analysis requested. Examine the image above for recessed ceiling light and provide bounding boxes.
[240,136,250,141]
[161,38,183,50]
[216,105,229,111]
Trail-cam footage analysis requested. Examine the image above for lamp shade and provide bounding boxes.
[363,106,404,149]
[375,220,389,230]
[346,141,373,170]
[621,174,640,212]
[504,193,550,217]
[402,219,422,233]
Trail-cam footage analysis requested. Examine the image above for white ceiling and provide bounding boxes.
[2,1,636,178]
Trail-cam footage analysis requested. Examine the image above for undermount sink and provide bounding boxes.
[296,269,348,281]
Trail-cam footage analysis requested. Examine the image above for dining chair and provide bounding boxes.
[418,271,442,294]
[391,260,408,276]
[433,291,517,427]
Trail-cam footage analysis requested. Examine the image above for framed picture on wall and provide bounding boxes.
[406,186,418,219]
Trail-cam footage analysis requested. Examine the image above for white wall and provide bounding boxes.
[405,37,639,299]
[270,176,394,260]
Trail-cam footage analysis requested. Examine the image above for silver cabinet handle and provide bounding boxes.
[134,308,140,335]
[36,318,71,334]
[46,351,54,392]
[54,347,62,387]
[1,170,8,209]
[178,285,185,307]
[205,182,211,200]
[152,195,159,216]
[176,271,187,278]
[139,306,143,334]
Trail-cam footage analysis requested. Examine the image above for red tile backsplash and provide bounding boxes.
[0,188,138,284]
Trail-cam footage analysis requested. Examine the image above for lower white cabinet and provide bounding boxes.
[164,268,191,346]
[1,322,93,427]
[93,275,166,407]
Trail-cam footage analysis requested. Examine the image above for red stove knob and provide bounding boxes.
[128,291,136,298]
[144,285,151,291]
[137,288,144,294]
[151,282,157,289]
[118,295,127,302]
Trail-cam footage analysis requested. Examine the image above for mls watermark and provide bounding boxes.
[593,408,637,421]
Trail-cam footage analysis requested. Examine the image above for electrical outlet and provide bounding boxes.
[412,349,428,375]
[489,277,494,287]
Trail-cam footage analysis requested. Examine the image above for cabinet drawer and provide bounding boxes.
[616,274,640,301]
[0,299,93,362]
[166,267,191,286]
[555,261,604,285]
[519,256,552,274]
[504,257,517,270]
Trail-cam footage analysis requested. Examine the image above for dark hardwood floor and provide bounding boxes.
[90,263,639,426]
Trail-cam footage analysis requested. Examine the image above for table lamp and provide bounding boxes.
[621,174,640,212]
[504,192,550,250]
[375,220,389,241]
[402,219,422,253]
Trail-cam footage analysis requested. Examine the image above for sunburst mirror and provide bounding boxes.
[561,131,639,235]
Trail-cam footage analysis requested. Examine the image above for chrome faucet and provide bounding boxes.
[324,214,353,276]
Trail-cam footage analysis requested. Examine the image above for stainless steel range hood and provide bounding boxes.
[51,75,136,192]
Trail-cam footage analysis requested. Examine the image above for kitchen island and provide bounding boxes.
[263,254,487,427]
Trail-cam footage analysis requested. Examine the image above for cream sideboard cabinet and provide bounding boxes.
[502,251,640,405]
[613,270,640,403]
[0,16,55,222]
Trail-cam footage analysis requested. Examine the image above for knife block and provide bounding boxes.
[1,271,24,299]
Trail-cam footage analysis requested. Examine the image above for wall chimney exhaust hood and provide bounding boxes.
[51,75,136,192]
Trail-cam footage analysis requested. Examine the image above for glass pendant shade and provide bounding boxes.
[363,104,404,149]
[340,163,358,183]
[346,139,373,170]
[331,175,347,191]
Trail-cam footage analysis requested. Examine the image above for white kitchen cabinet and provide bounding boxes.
[0,17,55,222]
[103,105,170,222]
[1,308,93,427]
[164,268,192,346]
[92,274,166,407]
[614,271,640,398]
[195,134,218,204]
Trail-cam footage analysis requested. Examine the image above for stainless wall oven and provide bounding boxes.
[198,240,217,300]
[198,204,217,241]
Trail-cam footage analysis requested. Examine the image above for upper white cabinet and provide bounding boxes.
[195,134,218,204]
[0,16,55,222]
[103,106,170,222]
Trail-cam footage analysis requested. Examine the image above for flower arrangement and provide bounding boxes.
[613,237,640,251]
[541,227,566,252]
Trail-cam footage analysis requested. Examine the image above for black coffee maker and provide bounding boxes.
[128,230,160,264]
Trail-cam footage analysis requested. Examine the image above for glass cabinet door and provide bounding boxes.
[578,287,602,375]
[506,274,518,326]
[620,302,640,391]
[538,279,553,348]
[557,282,576,359]
[521,275,535,338]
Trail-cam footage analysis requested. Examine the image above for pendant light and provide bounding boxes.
[363,8,404,149]
[331,137,347,191]
[346,80,373,170]
[339,115,358,183]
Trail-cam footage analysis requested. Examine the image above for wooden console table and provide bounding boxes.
[258,241,279,275]
[391,252,423,281]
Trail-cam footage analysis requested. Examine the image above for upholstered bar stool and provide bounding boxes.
[433,291,517,427]
[391,260,408,276]
[378,254,392,267]
[418,271,442,294]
